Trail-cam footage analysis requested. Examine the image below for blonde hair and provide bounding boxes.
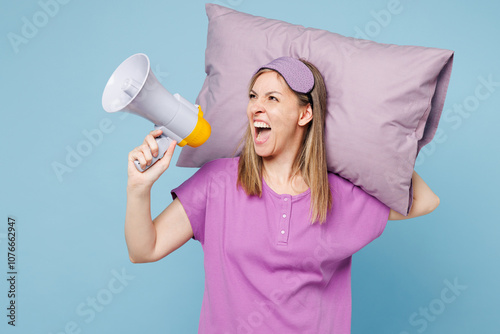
[237,59,332,224]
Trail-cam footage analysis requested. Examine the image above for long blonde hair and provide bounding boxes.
[237,59,332,224]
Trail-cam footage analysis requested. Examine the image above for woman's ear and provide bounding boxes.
[298,104,313,127]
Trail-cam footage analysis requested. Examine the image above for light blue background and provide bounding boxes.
[1,0,499,333]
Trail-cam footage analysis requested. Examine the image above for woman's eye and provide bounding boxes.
[269,96,278,102]
[249,93,256,99]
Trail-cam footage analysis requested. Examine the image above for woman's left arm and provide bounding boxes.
[388,171,440,220]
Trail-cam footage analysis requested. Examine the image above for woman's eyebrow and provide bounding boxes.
[250,89,283,96]
[265,91,283,96]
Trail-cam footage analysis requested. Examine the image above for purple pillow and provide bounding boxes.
[177,3,454,216]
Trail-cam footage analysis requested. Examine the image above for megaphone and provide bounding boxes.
[102,53,211,172]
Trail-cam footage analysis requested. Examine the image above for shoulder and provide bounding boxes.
[328,171,373,200]
[196,157,239,180]
[172,158,239,200]
[197,157,238,171]
[327,171,389,220]
[328,171,354,191]
[201,157,238,168]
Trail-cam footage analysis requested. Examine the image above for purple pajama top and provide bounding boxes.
[171,158,390,334]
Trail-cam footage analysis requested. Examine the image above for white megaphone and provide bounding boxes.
[102,53,211,172]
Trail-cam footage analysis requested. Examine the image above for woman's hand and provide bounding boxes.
[127,129,176,192]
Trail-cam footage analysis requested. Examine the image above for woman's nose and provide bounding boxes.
[250,100,265,114]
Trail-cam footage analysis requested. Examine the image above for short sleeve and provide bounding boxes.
[171,158,237,244]
[171,162,214,244]
[329,173,391,253]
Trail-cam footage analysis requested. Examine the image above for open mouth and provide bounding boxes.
[254,121,271,144]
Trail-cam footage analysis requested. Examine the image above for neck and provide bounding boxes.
[261,149,308,195]
[262,156,296,185]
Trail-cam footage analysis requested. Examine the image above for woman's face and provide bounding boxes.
[247,71,312,159]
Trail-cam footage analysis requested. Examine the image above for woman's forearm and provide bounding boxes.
[412,171,440,210]
[125,185,157,263]
[389,171,440,220]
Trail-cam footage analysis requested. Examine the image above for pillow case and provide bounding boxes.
[177,3,454,216]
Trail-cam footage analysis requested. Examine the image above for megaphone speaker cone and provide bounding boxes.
[101,53,150,113]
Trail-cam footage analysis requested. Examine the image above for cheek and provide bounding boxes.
[278,109,299,128]
[246,103,255,134]
[246,101,254,119]
[273,119,298,141]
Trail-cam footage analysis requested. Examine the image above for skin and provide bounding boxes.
[124,70,440,263]
[247,71,313,195]
[125,134,192,263]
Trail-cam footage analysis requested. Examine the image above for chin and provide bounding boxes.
[254,150,268,158]
[253,147,270,158]
[255,148,276,160]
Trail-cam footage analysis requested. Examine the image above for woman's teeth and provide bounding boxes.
[254,121,271,129]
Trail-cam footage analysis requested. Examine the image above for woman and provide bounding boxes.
[125,57,440,333]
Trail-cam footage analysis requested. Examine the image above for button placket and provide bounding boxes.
[278,195,292,244]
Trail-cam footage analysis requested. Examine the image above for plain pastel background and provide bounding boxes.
[1,0,499,333]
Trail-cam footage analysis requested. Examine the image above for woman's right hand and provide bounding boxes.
[127,129,176,192]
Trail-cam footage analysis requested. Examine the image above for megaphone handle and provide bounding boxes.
[134,135,173,172]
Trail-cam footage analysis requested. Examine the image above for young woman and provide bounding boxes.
[125,57,440,333]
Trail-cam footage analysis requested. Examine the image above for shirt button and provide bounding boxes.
[281,230,285,234]
[284,198,288,201]
[282,214,287,218]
